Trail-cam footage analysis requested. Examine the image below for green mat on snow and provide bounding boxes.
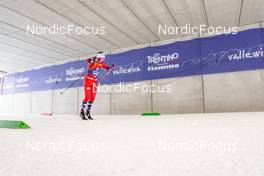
[141,112,161,116]
[0,120,31,129]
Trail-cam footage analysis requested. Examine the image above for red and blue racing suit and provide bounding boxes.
[81,58,111,111]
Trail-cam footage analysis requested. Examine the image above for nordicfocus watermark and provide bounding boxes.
[26,24,106,35]
[158,24,238,35]
[158,140,239,152]
[26,140,105,153]
[96,82,172,94]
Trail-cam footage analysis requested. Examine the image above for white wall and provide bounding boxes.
[0,94,13,113]
[110,81,152,115]
[152,76,204,114]
[52,88,79,114]
[13,93,31,114]
[203,70,264,112]
[31,90,52,114]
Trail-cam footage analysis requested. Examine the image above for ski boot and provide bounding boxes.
[85,110,94,120]
[80,109,88,120]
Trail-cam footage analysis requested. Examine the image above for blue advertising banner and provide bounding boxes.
[2,28,264,94]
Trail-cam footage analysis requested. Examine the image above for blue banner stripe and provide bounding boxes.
[2,28,264,94]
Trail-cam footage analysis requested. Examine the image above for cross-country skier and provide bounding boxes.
[80,51,113,120]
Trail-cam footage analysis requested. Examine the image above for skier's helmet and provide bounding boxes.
[96,51,105,62]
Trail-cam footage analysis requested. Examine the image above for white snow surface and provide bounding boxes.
[0,112,264,176]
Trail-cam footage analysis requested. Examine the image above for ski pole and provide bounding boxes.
[61,64,117,94]
[97,64,118,85]
[60,71,88,95]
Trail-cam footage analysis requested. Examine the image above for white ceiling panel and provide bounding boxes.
[0,64,27,72]
[36,0,136,47]
[165,0,208,27]
[0,20,86,56]
[121,0,182,40]
[34,0,121,48]
[81,0,158,43]
[240,0,264,25]
[0,0,99,52]
[0,56,34,67]
[0,4,42,31]
[205,0,241,27]
[0,50,45,65]
[0,44,56,63]
[0,42,59,62]
[57,0,137,47]
[0,33,71,60]
[7,33,80,58]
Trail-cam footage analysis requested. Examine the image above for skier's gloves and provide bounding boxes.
[86,57,96,63]
[86,58,92,63]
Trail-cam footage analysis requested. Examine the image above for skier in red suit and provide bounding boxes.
[80,51,113,120]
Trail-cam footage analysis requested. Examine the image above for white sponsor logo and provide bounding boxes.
[16,77,29,84]
[147,52,179,64]
[66,67,85,76]
[147,52,180,71]
[15,77,29,88]
[65,67,85,82]
[113,67,141,75]
[112,60,143,75]
[45,77,62,84]
[192,44,264,66]
[228,47,264,60]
